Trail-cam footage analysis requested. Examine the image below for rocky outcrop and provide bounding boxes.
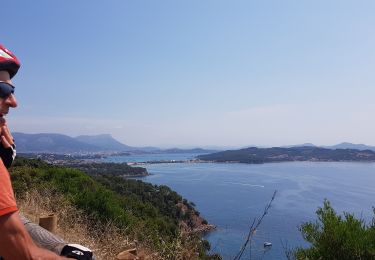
[177,202,216,235]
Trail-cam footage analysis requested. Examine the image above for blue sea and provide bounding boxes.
[103,154,375,259]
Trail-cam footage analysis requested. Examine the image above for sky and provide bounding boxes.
[2,1,375,148]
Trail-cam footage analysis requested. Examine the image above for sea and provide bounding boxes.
[102,153,375,259]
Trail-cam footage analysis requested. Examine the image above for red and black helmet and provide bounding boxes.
[0,44,21,79]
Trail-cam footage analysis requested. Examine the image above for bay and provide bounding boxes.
[103,154,375,259]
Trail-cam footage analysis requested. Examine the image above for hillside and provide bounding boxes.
[197,146,375,164]
[13,133,138,154]
[11,158,218,259]
[13,133,100,153]
[75,134,135,152]
[65,162,150,177]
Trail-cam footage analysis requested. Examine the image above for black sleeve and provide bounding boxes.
[0,143,16,168]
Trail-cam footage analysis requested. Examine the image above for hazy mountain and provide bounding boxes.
[75,134,135,152]
[324,142,375,151]
[12,132,215,154]
[281,142,375,152]
[13,132,100,153]
[282,143,317,148]
[161,148,218,154]
[16,132,373,155]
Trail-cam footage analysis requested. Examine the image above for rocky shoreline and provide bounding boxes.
[189,224,216,235]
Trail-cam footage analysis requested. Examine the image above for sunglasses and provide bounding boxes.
[0,81,15,98]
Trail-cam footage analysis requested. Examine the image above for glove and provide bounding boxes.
[60,244,93,260]
[0,143,16,168]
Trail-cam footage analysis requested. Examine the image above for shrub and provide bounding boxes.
[294,199,375,260]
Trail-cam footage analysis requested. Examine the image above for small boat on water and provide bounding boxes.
[264,242,272,247]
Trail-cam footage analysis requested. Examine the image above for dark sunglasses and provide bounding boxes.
[0,81,15,98]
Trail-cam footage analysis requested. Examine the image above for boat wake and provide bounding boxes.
[223,182,265,188]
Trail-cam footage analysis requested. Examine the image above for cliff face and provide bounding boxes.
[177,202,215,234]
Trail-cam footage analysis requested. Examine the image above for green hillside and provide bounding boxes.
[10,157,219,259]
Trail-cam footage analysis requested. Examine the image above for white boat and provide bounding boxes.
[264,242,272,247]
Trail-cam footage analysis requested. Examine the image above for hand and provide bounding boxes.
[1,124,14,147]
[60,244,93,260]
[0,117,5,135]
[0,123,16,168]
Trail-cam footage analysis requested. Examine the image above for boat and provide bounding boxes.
[264,242,272,247]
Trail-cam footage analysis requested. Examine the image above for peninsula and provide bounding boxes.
[197,146,375,164]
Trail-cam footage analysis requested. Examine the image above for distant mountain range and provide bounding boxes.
[14,133,101,154]
[324,142,375,151]
[13,132,216,154]
[283,142,375,152]
[12,132,375,155]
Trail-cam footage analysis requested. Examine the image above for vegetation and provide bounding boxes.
[11,157,218,259]
[198,146,375,164]
[66,162,148,177]
[95,174,188,223]
[293,200,375,260]
[18,188,134,260]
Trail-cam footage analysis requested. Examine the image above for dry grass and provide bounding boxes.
[16,188,206,260]
[17,188,138,260]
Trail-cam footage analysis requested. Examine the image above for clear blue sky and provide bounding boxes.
[2,1,375,147]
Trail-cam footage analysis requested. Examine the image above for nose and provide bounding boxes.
[6,94,18,108]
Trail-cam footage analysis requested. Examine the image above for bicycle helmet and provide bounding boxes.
[0,44,20,79]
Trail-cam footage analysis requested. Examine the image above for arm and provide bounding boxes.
[20,215,66,255]
[0,211,69,260]
[21,215,94,259]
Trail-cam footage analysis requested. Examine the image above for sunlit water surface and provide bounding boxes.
[104,154,375,259]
